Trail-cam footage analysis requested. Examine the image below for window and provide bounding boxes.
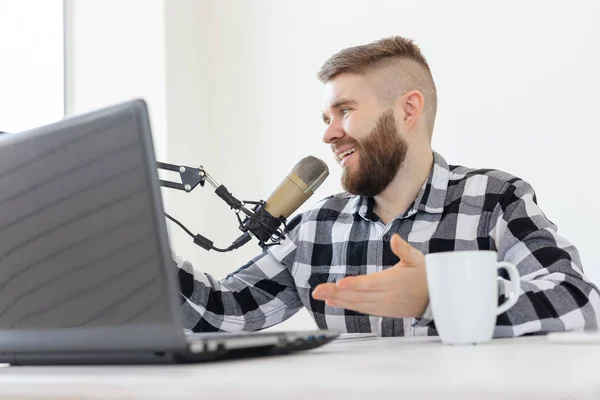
[0,0,64,132]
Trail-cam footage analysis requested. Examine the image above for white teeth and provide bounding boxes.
[339,148,357,159]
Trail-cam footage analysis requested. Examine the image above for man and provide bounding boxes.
[175,36,600,337]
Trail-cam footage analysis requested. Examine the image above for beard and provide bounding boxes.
[340,109,408,197]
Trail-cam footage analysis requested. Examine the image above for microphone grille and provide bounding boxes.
[292,156,329,191]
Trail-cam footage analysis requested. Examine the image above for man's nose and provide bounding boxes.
[322,122,345,144]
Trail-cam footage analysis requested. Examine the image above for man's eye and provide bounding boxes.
[341,108,351,116]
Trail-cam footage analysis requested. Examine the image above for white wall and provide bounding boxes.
[0,0,63,131]
[164,0,600,330]
[64,0,168,162]
[66,0,600,332]
[162,0,215,280]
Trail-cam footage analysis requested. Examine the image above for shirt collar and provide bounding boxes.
[354,151,450,222]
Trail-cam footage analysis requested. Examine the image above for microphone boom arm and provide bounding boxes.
[157,161,285,251]
[157,161,209,192]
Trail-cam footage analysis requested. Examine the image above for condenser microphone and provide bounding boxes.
[265,156,330,219]
[241,156,329,246]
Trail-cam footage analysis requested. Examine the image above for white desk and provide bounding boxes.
[0,335,598,399]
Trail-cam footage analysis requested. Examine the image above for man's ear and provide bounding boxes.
[396,90,424,132]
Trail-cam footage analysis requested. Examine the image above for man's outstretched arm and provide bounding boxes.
[175,244,302,332]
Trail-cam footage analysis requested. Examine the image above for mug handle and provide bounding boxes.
[496,261,521,315]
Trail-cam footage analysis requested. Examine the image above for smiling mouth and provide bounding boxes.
[338,148,357,161]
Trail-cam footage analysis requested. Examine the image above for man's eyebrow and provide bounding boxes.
[322,98,358,123]
[330,98,358,110]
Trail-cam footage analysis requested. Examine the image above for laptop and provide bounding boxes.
[0,99,338,365]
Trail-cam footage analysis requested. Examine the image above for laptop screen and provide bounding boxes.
[0,104,175,333]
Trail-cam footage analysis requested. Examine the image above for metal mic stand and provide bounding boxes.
[157,162,286,251]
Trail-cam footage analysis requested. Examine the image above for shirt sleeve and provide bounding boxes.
[413,179,600,337]
[175,232,302,332]
[488,178,600,336]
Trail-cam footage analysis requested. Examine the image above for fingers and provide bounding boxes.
[312,282,381,302]
[324,298,379,315]
[312,283,380,315]
[312,283,336,299]
[390,234,424,266]
[335,273,391,291]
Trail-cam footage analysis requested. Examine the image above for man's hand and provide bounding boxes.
[312,234,429,318]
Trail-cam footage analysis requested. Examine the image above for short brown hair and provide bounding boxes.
[318,36,437,136]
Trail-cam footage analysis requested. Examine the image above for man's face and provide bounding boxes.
[322,74,408,197]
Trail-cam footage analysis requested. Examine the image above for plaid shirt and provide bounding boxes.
[175,152,600,337]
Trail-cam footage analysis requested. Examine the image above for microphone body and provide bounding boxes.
[243,156,329,247]
[263,172,314,220]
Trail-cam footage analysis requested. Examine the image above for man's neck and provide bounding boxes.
[373,149,434,225]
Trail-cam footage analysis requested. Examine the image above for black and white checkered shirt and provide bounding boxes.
[175,151,600,337]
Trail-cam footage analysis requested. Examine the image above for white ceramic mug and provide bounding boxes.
[424,251,520,345]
